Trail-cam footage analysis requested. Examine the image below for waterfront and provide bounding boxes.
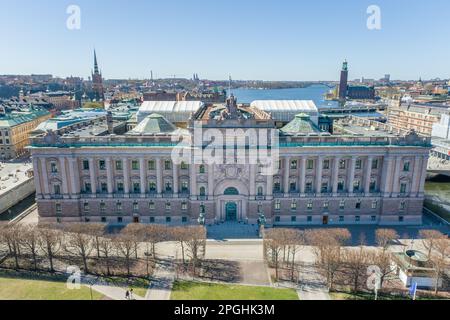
[230,85,338,108]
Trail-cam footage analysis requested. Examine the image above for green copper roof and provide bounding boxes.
[0,109,51,128]
[280,113,321,135]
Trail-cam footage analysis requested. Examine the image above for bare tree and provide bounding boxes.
[263,228,286,281]
[375,229,399,253]
[98,236,115,276]
[419,230,445,258]
[306,229,350,291]
[122,223,147,259]
[0,224,24,269]
[143,224,167,260]
[113,233,136,277]
[184,226,207,277]
[172,227,190,265]
[86,223,107,258]
[283,229,305,281]
[370,250,395,290]
[37,223,62,272]
[21,224,40,270]
[342,246,371,292]
[429,238,450,295]
[63,223,95,274]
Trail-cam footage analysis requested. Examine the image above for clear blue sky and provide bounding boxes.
[0,0,449,81]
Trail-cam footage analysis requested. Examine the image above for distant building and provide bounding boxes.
[339,60,348,100]
[91,50,105,104]
[0,107,52,159]
[347,85,376,100]
[143,90,177,101]
[387,104,445,136]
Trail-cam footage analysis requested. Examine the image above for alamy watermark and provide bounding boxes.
[171,123,280,176]
[367,5,381,30]
[66,5,81,30]
[66,265,81,290]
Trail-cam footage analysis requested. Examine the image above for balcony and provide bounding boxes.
[163,192,174,198]
[197,195,208,201]
[256,195,266,201]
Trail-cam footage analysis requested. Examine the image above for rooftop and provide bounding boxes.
[0,108,51,128]
[250,100,318,113]
[0,162,33,197]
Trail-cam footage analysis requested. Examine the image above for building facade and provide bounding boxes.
[29,98,431,227]
[0,108,52,160]
[387,104,444,136]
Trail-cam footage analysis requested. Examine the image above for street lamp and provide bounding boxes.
[257,213,266,238]
[198,212,205,225]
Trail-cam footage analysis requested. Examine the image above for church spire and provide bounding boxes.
[94,49,100,75]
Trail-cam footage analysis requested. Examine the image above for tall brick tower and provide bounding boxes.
[91,50,105,105]
[338,60,348,101]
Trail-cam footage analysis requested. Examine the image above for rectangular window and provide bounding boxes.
[371,216,377,222]
[291,201,297,210]
[323,160,330,170]
[290,160,297,170]
[166,217,171,223]
[339,216,344,222]
[181,162,189,170]
[131,160,139,171]
[307,160,314,170]
[355,201,361,210]
[101,183,107,193]
[115,160,123,171]
[399,216,404,223]
[150,217,155,223]
[50,163,58,173]
[133,202,139,212]
[370,181,376,192]
[291,216,297,222]
[307,201,313,211]
[165,202,171,211]
[117,182,124,193]
[85,182,92,193]
[83,202,90,212]
[82,160,90,170]
[133,183,140,194]
[403,162,410,172]
[338,181,345,192]
[323,201,329,210]
[116,202,122,211]
[181,202,188,210]
[372,159,379,170]
[400,201,406,210]
[165,160,172,170]
[100,202,106,212]
[99,160,106,170]
[118,217,123,224]
[101,217,107,223]
[339,200,345,210]
[182,217,188,223]
[56,203,62,213]
[371,200,378,209]
[353,181,361,192]
[54,185,61,195]
[339,159,346,170]
[149,202,155,210]
[275,200,281,211]
[148,160,156,170]
[307,216,312,223]
[305,182,313,193]
[355,216,361,222]
[275,216,281,223]
[321,182,328,194]
[355,159,362,170]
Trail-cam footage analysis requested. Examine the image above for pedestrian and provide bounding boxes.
[125,290,130,300]
[130,288,134,300]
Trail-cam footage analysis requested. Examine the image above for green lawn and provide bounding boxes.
[171,281,299,300]
[102,277,149,298]
[0,277,105,300]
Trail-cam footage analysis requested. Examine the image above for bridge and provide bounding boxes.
[427,156,450,177]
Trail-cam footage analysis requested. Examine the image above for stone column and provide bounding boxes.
[410,156,422,196]
[173,163,179,196]
[284,157,290,196]
[316,156,323,194]
[207,165,213,197]
[190,162,197,199]
[250,164,256,197]
[156,158,163,195]
[88,158,97,194]
[300,157,306,194]
[392,156,402,194]
[348,157,356,194]
[332,157,340,196]
[59,157,69,196]
[364,156,373,194]
[32,157,42,197]
[40,158,50,196]
[381,156,394,197]
[106,158,114,194]
[266,172,273,199]
[418,155,429,196]
[122,157,130,194]
[140,158,146,195]
[68,158,80,196]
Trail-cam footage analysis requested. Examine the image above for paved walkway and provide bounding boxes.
[239,260,271,286]
[82,276,144,300]
[207,222,259,240]
[145,261,175,300]
[296,263,331,300]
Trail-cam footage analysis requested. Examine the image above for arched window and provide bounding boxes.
[199,186,206,196]
[257,186,263,196]
[199,165,206,174]
[224,187,239,195]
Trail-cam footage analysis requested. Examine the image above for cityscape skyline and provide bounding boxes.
[0,0,450,81]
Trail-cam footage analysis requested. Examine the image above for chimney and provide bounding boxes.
[107,111,114,134]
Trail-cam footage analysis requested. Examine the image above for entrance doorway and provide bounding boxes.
[225,202,238,221]
[133,217,140,223]
[322,216,329,225]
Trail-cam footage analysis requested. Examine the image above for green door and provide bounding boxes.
[225,202,237,221]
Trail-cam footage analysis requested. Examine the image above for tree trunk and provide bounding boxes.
[180,242,185,264]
